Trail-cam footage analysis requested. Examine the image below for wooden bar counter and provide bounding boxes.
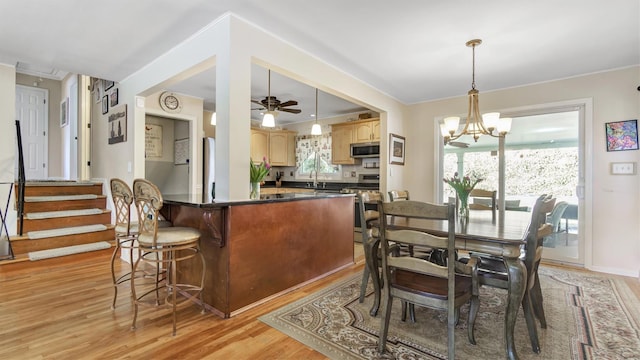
[160,192,355,318]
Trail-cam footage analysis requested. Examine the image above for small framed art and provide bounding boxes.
[103,79,114,91]
[102,95,109,114]
[605,119,638,152]
[389,133,405,165]
[108,104,127,145]
[60,98,68,127]
[110,88,118,107]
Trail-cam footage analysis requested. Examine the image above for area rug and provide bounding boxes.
[260,267,640,359]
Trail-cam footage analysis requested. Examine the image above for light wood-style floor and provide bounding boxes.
[0,244,637,359]
[0,245,364,359]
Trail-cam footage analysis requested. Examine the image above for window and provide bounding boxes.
[296,134,340,179]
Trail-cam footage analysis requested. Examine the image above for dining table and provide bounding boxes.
[368,209,533,360]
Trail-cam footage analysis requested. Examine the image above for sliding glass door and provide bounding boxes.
[440,107,583,265]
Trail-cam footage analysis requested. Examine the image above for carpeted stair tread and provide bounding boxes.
[27,224,108,240]
[28,241,111,261]
[25,208,105,220]
[24,194,99,202]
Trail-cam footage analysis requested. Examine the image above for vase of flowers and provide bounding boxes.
[250,157,271,199]
[443,172,483,220]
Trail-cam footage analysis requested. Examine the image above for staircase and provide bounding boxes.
[9,181,114,261]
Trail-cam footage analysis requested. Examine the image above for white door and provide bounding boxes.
[15,85,48,180]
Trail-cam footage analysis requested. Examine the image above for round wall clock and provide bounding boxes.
[159,92,183,113]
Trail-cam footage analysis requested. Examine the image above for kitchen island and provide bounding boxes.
[160,192,355,318]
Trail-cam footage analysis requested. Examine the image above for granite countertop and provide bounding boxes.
[162,192,354,208]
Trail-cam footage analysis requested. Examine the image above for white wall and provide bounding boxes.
[90,14,406,202]
[0,64,16,242]
[406,66,640,277]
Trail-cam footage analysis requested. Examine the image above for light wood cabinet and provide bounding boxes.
[353,118,380,143]
[251,129,269,163]
[331,123,358,165]
[269,130,297,166]
[251,128,297,166]
[331,118,379,164]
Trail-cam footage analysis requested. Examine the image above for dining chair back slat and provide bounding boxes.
[377,200,480,359]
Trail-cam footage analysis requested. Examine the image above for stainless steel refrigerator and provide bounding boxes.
[203,137,215,202]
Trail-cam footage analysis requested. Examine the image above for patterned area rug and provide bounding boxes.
[260,267,640,359]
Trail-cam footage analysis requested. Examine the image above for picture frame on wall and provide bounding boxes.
[60,98,68,127]
[102,95,109,114]
[103,79,114,91]
[605,119,638,152]
[110,88,118,107]
[108,104,127,145]
[389,133,405,165]
[92,78,101,104]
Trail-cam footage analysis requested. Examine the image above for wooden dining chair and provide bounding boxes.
[464,194,555,353]
[357,191,383,315]
[468,188,497,222]
[377,200,480,359]
[130,178,206,336]
[388,190,409,202]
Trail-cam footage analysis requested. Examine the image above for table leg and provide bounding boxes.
[504,256,527,360]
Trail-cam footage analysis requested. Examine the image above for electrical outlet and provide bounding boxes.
[611,162,636,175]
[351,171,356,177]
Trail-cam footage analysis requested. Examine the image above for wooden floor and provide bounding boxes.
[0,244,637,359]
[0,244,365,360]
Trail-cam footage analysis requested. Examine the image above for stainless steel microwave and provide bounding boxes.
[350,142,380,158]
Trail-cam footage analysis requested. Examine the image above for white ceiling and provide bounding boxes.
[2,1,638,128]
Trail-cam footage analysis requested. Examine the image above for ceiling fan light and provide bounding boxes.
[311,123,322,135]
[210,112,216,126]
[262,111,275,127]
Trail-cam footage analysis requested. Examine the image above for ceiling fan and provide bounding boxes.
[251,96,301,114]
[251,69,301,114]
[448,141,469,148]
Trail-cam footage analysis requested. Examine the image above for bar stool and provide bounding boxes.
[109,178,139,309]
[131,178,206,336]
[110,178,171,309]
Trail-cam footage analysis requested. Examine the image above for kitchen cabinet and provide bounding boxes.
[269,130,296,166]
[251,128,297,166]
[353,118,380,143]
[251,129,269,163]
[331,123,359,165]
[331,118,379,164]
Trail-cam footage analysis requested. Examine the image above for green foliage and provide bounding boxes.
[443,172,483,197]
[250,157,271,182]
[443,147,578,199]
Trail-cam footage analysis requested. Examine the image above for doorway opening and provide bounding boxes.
[15,85,49,180]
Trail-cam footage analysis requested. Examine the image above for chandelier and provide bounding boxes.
[441,39,512,144]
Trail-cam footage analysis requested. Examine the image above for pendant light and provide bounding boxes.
[441,39,512,144]
[262,69,276,128]
[310,88,322,135]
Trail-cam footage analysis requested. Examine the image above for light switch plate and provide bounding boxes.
[611,162,636,175]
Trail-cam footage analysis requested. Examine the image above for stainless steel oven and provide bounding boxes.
[341,174,380,232]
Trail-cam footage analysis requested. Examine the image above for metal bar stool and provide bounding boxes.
[130,178,206,336]
[109,178,139,309]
